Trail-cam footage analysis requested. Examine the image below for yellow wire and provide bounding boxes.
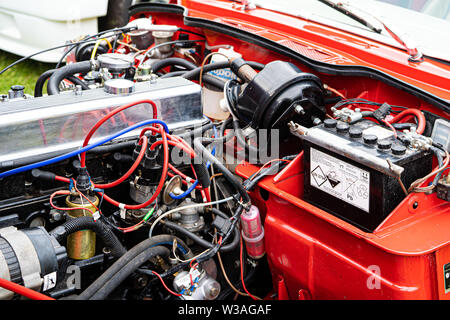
[90,38,113,59]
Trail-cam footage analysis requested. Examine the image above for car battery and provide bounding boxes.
[300,119,432,232]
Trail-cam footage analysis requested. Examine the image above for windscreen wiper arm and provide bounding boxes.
[317,0,423,62]
[317,0,382,33]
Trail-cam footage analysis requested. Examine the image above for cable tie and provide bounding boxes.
[119,203,126,219]
[92,211,100,221]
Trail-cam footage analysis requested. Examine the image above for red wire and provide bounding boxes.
[326,85,347,100]
[55,175,70,183]
[203,188,211,203]
[382,119,398,138]
[72,179,100,214]
[49,191,96,216]
[98,124,169,210]
[151,271,182,296]
[388,108,426,134]
[240,234,259,300]
[80,99,158,167]
[168,166,200,185]
[95,135,148,189]
[0,277,55,300]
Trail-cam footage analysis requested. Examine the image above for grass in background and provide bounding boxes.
[0,50,53,96]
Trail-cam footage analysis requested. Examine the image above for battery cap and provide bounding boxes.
[363,134,378,145]
[336,122,350,134]
[377,140,392,150]
[391,144,407,155]
[349,127,363,138]
[324,118,337,129]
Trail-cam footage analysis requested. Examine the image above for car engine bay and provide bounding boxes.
[0,3,448,301]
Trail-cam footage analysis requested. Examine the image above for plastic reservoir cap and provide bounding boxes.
[104,79,135,95]
[431,119,450,152]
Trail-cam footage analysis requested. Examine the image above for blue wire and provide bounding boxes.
[149,241,188,254]
[0,119,169,179]
[169,119,217,200]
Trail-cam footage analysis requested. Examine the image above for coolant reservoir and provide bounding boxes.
[202,48,241,120]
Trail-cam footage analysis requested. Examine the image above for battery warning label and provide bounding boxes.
[310,148,370,212]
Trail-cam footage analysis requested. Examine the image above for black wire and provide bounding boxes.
[138,203,244,282]
[112,34,119,53]
[431,144,447,185]
[337,98,419,127]
[54,26,137,69]
[141,39,206,61]
[0,39,97,76]
[333,98,408,112]
[177,28,206,38]
[0,26,137,76]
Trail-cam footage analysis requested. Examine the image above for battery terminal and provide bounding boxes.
[331,107,363,123]
[288,121,309,138]
[402,129,433,151]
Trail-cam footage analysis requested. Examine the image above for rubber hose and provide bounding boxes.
[76,234,192,300]
[49,216,126,258]
[89,246,170,300]
[148,205,244,281]
[162,70,224,89]
[159,71,186,78]
[233,120,260,156]
[193,163,211,188]
[150,57,197,73]
[176,121,214,139]
[66,76,90,90]
[201,74,226,90]
[209,208,230,220]
[193,136,250,204]
[35,69,89,97]
[35,69,56,97]
[181,61,265,81]
[162,220,240,252]
[47,60,92,95]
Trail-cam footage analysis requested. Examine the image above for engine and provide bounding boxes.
[0,7,448,302]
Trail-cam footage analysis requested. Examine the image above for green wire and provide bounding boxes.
[143,207,155,222]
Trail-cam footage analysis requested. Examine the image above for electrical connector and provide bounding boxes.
[436,174,450,202]
[211,215,232,235]
[373,102,392,122]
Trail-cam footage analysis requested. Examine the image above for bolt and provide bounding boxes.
[49,210,63,223]
[209,286,219,297]
[294,104,305,115]
[136,276,147,287]
[150,74,158,84]
[312,117,322,126]
[74,85,82,95]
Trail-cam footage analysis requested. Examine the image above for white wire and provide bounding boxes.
[172,240,210,263]
[148,196,234,237]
